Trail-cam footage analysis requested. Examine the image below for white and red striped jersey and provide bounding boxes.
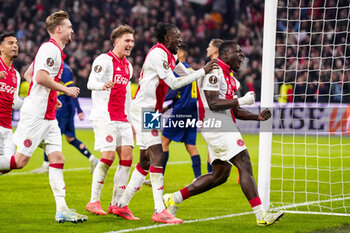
[132,43,177,112]
[87,50,133,122]
[21,39,65,120]
[0,58,21,129]
[198,58,241,123]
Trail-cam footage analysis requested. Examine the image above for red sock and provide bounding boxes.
[10,155,17,169]
[100,158,113,166]
[49,163,64,169]
[180,187,190,201]
[249,197,262,208]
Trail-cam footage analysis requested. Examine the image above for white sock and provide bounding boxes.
[90,159,111,202]
[172,191,184,204]
[49,164,69,212]
[0,155,11,170]
[43,161,49,167]
[111,162,131,206]
[150,166,165,213]
[118,163,147,207]
[253,205,265,220]
[88,154,96,162]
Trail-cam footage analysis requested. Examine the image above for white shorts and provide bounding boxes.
[202,130,247,165]
[130,104,161,150]
[92,120,134,152]
[13,112,62,157]
[0,126,15,155]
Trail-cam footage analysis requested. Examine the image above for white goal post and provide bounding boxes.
[259,0,350,216]
[258,0,278,211]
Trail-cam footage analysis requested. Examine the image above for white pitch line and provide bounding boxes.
[105,196,350,233]
[105,212,253,233]
[5,160,191,176]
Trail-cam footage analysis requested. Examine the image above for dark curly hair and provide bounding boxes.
[0,31,16,44]
[154,23,177,44]
[219,41,238,57]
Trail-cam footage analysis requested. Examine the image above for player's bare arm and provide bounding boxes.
[35,69,80,98]
[234,107,271,121]
[23,63,33,83]
[204,90,239,111]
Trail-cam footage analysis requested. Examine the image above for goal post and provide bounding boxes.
[258,0,278,211]
[258,0,350,216]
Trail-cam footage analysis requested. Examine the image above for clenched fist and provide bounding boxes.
[258,109,272,121]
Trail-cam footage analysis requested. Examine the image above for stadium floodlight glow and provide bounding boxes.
[259,0,350,216]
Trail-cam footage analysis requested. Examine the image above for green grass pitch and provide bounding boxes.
[0,129,349,233]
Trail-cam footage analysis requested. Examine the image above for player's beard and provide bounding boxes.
[169,47,178,55]
[67,36,72,44]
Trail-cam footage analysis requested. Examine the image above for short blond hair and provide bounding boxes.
[110,25,134,43]
[45,10,69,34]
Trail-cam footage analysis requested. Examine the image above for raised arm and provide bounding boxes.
[163,59,218,90]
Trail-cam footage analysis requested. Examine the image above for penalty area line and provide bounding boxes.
[105,211,253,233]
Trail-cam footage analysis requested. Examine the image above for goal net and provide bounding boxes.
[259,0,350,216]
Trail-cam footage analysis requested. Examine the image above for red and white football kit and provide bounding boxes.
[88,50,134,151]
[14,39,65,156]
[131,43,205,149]
[198,58,247,164]
[0,58,22,155]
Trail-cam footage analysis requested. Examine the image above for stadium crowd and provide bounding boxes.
[0,0,349,103]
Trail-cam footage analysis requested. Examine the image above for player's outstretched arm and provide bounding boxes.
[234,108,272,121]
[204,90,239,111]
[36,70,80,98]
[162,59,218,90]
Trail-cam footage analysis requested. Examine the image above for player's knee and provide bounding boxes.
[217,171,230,185]
[15,159,28,169]
[79,143,85,150]
[66,136,74,143]
[212,168,230,186]
[16,161,26,169]
[138,160,150,171]
[14,154,30,169]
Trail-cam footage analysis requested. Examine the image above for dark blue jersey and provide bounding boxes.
[165,62,197,118]
[56,63,82,137]
[58,62,82,115]
[162,62,198,145]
